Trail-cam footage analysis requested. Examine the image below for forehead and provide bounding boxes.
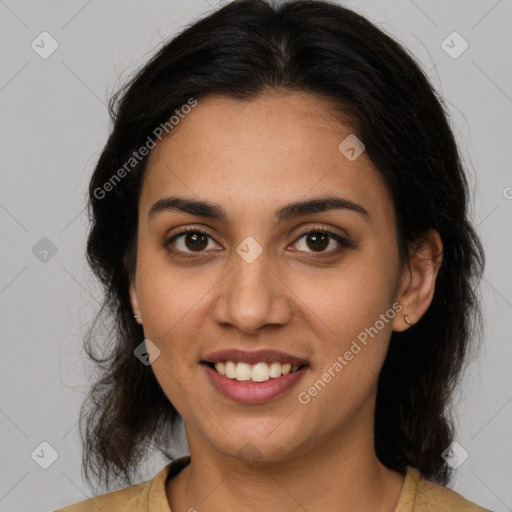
[139,92,394,226]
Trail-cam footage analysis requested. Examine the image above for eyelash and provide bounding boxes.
[163,225,352,259]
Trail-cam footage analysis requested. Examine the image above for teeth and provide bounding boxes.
[235,362,252,381]
[213,361,302,382]
[269,361,282,378]
[225,361,236,379]
[215,361,225,375]
[252,362,270,382]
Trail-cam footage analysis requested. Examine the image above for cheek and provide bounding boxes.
[141,289,211,417]
[135,248,213,345]
[135,287,211,418]
[298,255,395,340]
[291,250,397,396]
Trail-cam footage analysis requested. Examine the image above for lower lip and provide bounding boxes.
[202,363,308,404]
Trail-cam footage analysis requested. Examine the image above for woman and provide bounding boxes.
[57,0,490,510]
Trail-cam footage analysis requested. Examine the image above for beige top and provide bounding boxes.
[56,456,491,511]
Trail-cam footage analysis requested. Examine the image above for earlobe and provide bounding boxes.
[392,229,443,333]
[129,274,143,324]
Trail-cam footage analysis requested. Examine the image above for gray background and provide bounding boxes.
[0,1,511,511]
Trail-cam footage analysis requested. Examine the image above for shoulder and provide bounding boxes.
[396,467,492,512]
[54,456,191,512]
[54,479,146,512]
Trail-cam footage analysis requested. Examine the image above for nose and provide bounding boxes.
[212,249,293,335]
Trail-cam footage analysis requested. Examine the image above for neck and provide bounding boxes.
[166,416,405,512]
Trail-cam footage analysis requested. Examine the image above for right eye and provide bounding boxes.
[165,228,222,256]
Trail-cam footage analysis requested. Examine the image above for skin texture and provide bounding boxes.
[129,91,443,512]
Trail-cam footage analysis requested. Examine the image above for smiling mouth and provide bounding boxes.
[203,361,306,382]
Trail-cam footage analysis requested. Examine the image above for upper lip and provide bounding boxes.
[202,349,309,366]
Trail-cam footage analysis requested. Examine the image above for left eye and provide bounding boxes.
[291,230,347,253]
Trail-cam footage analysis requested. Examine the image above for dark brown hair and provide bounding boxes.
[80,0,485,492]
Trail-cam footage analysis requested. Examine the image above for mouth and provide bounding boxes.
[202,360,306,382]
[201,349,309,403]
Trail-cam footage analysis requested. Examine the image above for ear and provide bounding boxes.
[392,229,443,332]
[129,273,142,323]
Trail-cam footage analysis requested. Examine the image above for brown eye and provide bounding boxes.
[166,229,220,255]
[305,232,330,252]
[292,229,349,254]
[183,232,208,251]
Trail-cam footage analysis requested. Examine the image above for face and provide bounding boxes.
[129,91,406,464]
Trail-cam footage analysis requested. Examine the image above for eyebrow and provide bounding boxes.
[148,195,369,225]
